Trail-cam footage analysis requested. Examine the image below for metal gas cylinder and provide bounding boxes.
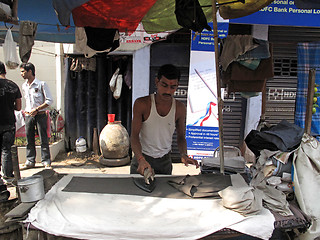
[99,114,130,166]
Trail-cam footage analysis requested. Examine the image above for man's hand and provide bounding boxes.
[136,157,152,176]
[143,168,155,184]
[25,108,38,116]
[181,154,199,168]
[30,108,38,116]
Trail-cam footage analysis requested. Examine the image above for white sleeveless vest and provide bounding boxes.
[140,94,176,158]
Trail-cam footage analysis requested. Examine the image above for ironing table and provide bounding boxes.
[18,169,310,240]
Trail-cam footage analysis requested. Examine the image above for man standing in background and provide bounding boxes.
[0,61,21,196]
[20,62,53,169]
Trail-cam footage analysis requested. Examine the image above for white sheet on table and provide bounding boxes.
[25,174,274,240]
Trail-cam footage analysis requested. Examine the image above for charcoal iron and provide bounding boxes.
[133,168,156,193]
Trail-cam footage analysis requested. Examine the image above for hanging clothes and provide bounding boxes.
[175,0,211,33]
[19,20,38,63]
[84,27,120,52]
[220,36,273,94]
[220,35,258,71]
[70,57,96,72]
[75,27,120,58]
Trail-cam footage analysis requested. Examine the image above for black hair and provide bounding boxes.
[157,64,180,81]
[20,62,35,76]
[0,61,6,75]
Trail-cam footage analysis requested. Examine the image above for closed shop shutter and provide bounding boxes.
[266,26,320,125]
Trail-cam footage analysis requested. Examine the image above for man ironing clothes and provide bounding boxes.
[130,64,199,180]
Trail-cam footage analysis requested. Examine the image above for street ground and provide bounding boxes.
[7,151,201,199]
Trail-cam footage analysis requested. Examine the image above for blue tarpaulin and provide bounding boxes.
[0,0,75,43]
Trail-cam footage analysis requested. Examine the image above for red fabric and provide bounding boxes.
[72,0,158,32]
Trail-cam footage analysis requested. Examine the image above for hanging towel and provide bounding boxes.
[19,21,37,63]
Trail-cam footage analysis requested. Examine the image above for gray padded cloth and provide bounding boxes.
[62,174,232,199]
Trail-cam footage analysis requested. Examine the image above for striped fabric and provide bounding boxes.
[295,42,320,138]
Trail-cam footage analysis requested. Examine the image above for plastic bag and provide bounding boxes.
[113,74,123,99]
[109,67,120,92]
[3,28,20,69]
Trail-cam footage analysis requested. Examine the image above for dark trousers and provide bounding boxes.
[130,152,172,175]
[25,114,51,165]
[0,127,15,178]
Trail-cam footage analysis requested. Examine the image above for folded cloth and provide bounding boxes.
[236,39,270,61]
[201,156,246,173]
[221,60,268,93]
[237,59,261,70]
[168,174,231,198]
[230,55,274,81]
[221,43,273,94]
[220,35,258,71]
[219,186,262,216]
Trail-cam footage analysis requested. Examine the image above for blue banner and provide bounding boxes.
[186,22,229,159]
[186,126,220,160]
[230,1,320,27]
[191,22,229,52]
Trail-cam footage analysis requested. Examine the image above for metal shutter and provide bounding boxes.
[266,26,320,125]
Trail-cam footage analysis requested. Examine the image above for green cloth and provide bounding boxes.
[142,0,213,33]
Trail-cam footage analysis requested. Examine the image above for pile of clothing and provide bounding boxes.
[245,120,304,201]
[220,35,273,96]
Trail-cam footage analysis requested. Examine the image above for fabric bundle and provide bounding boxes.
[220,35,273,95]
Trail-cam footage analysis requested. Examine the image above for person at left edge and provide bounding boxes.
[20,62,53,169]
[0,61,22,187]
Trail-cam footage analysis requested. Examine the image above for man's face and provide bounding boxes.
[156,76,178,99]
[20,68,30,79]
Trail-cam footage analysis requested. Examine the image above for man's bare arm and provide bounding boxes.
[15,98,22,111]
[130,98,152,175]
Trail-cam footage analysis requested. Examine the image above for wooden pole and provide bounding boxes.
[11,145,21,201]
[92,128,100,155]
[260,80,267,122]
[305,69,316,135]
[211,0,224,174]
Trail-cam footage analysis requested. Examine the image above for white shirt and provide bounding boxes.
[22,78,53,112]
